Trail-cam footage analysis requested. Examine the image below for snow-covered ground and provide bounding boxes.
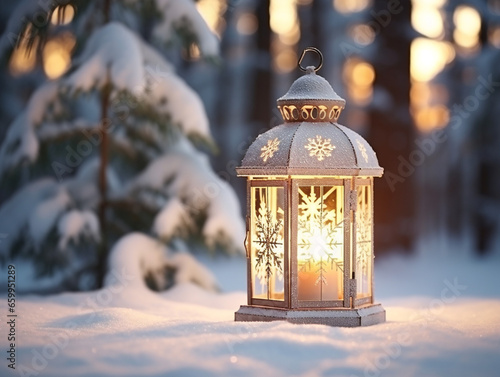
[2,251,500,377]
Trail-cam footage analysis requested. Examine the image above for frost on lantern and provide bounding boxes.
[260,138,280,162]
[305,135,335,161]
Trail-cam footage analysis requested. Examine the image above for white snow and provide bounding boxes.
[105,232,218,292]
[132,137,245,254]
[64,21,214,144]
[0,178,70,254]
[105,232,169,289]
[0,82,60,174]
[65,23,145,94]
[145,65,212,139]
[5,251,500,377]
[0,113,38,175]
[28,188,72,249]
[153,197,194,241]
[57,210,100,250]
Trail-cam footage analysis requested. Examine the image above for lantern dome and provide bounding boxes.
[237,68,383,177]
[278,67,346,103]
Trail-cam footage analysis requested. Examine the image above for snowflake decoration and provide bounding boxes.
[254,200,283,288]
[297,187,344,292]
[356,139,369,163]
[260,138,280,162]
[305,135,335,161]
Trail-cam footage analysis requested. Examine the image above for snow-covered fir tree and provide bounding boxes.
[0,0,245,291]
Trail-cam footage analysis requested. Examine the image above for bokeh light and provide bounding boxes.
[410,38,455,82]
[50,5,75,25]
[453,5,481,49]
[333,0,371,14]
[196,0,227,37]
[236,12,258,35]
[43,32,76,79]
[411,3,444,39]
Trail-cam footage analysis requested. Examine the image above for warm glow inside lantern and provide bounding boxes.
[235,48,385,326]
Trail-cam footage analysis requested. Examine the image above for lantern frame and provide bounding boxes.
[235,49,385,327]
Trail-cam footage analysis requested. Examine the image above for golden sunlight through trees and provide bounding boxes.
[196,0,227,37]
[50,5,75,25]
[9,40,38,76]
[333,0,371,14]
[270,0,299,73]
[43,33,76,79]
[411,2,444,39]
[453,6,481,50]
[343,58,375,106]
[410,0,482,133]
[410,38,455,82]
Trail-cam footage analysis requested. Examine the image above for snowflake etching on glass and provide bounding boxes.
[297,186,344,299]
[260,138,280,162]
[305,135,335,161]
[254,199,284,298]
[356,139,369,163]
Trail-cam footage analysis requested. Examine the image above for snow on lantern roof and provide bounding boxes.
[277,67,346,103]
[237,51,382,178]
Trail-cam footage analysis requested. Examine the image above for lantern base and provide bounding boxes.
[235,303,385,327]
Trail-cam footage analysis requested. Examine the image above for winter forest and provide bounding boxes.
[0,0,499,376]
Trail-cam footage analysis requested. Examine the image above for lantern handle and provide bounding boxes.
[298,47,323,73]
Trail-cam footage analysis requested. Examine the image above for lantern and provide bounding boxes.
[235,48,385,327]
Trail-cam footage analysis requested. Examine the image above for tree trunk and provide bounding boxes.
[367,1,415,255]
[97,78,111,287]
[97,0,112,287]
[250,0,272,129]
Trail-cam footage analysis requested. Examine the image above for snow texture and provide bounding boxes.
[0,158,122,258]
[105,232,218,291]
[0,178,70,254]
[66,23,145,93]
[1,22,212,176]
[57,210,100,250]
[145,65,211,138]
[132,137,245,253]
[4,252,500,377]
[0,81,59,174]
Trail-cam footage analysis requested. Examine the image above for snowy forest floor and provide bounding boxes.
[2,251,500,377]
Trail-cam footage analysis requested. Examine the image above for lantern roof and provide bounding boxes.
[237,122,382,177]
[237,49,383,178]
[277,67,346,104]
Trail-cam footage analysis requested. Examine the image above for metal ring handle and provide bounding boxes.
[298,47,323,72]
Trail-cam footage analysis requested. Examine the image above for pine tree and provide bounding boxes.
[0,0,245,290]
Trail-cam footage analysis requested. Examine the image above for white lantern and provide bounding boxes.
[235,48,385,326]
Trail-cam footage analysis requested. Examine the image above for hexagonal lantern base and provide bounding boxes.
[235,304,385,327]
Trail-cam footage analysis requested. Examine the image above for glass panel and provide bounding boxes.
[251,186,285,301]
[356,185,372,297]
[297,185,344,301]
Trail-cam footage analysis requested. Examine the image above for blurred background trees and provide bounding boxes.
[1,0,499,291]
[190,0,500,258]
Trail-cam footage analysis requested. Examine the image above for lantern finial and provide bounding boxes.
[298,47,323,73]
[278,47,345,123]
